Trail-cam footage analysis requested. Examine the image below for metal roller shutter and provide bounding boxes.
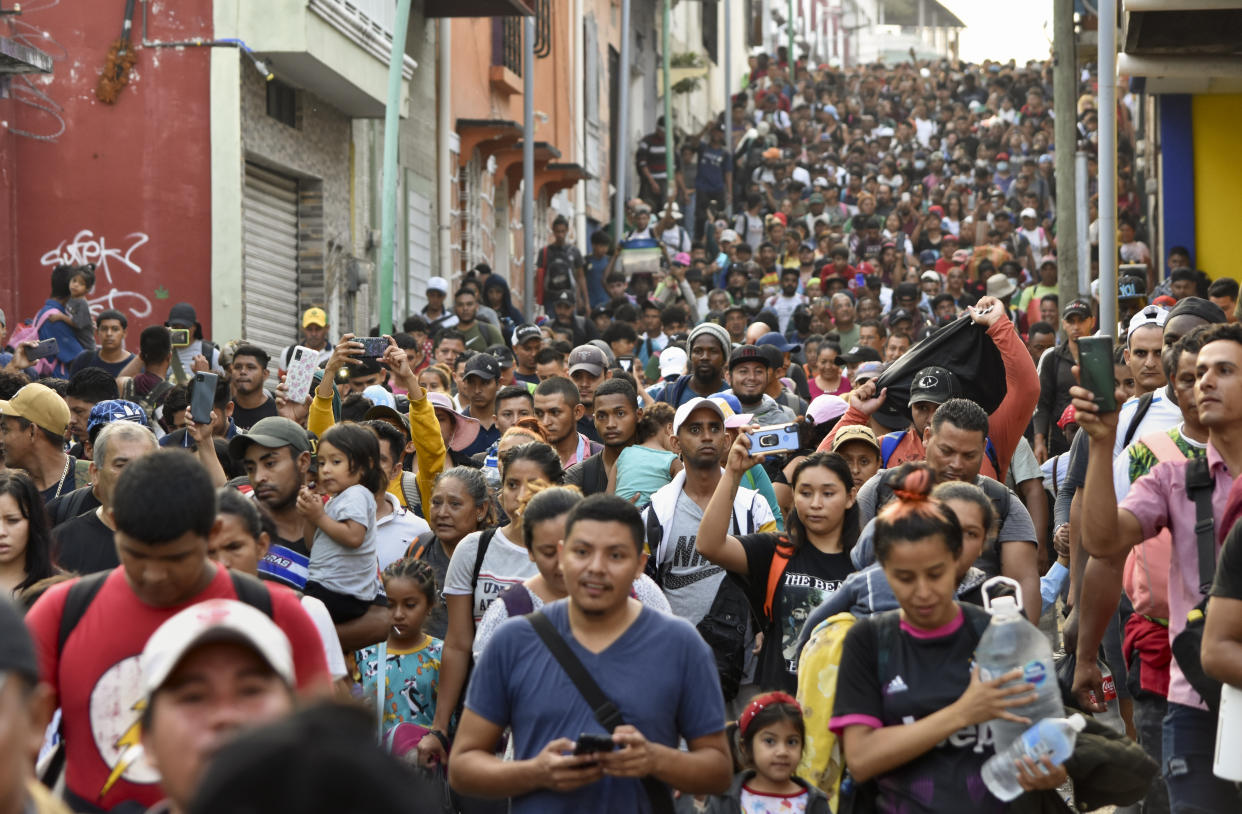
[242,164,300,375]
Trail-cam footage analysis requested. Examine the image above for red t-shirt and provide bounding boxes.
[26,564,330,810]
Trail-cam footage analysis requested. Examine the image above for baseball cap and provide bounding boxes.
[0,383,70,437]
[672,396,728,435]
[228,416,312,460]
[909,366,955,406]
[552,290,575,306]
[808,193,825,204]
[1020,207,1038,220]
[888,308,915,325]
[363,404,411,438]
[728,345,771,371]
[719,229,739,243]
[840,345,883,364]
[86,399,149,442]
[672,252,691,267]
[1118,276,1146,301]
[1062,298,1093,320]
[167,302,197,328]
[659,346,688,378]
[140,599,294,701]
[852,360,885,385]
[832,424,880,454]
[568,345,608,377]
[1167,296,1227,325]
[427,392,481,451]
[920,269,940,284]
[756,332,802,354]
[512,324,543,346]
[301,307,328,328]
[807,394,848,426]
[707,395,754,429]
[361,385,395,410]
[1056,404,1077,430]
[919,253,939,269]
[951,249,972,265]
[427,276,449,294]
[464,353,501,381]
[1127,305,1169,339]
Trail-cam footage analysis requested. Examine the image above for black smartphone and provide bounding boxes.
[26,338,59,361]
[1077,336,1117,413]
[356,337,389,358]
[573,733,616,756]
[190,372,219,424]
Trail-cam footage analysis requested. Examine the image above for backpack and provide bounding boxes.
[795,605,992,805]
[406,527,497,601]
[122,376,177,429]
[542,255,575,304]
[878,430,1000,478]
[11,308,58,376]
[1120,391,1156,449]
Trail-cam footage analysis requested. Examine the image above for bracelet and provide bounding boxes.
[427,728,450,751]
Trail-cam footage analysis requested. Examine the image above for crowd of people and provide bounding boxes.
[2,51,1242,814]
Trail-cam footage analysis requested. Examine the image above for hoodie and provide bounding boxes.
[482,275,525,331]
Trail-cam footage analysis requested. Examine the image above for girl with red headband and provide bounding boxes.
[703,691,829,813]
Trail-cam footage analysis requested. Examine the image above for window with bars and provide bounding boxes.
[493,16,523,76]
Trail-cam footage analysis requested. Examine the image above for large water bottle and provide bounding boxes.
[975,577,1064,749]
[981,714,1087,801]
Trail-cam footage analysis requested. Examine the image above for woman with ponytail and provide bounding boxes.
[696,430,861,692]
[829,462,1066,812]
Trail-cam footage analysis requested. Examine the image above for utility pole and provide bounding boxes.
[663,0,673,210]
[1098,0,1118,336]
[788,0,795,82]
[523,15,535,317]
[613,0,632,245]
[1053,0,1079,315]
[723,1,732,218]
[378,0,413,336]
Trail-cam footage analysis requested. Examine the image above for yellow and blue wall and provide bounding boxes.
[1160,93,1242,281]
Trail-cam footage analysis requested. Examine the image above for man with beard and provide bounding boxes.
[228,345,278,431]
[723,346,795,426]
[655,323,731,407]
[565,378,641,495]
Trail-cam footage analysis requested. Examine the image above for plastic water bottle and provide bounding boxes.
[1087,658,1125,733]
[975,577,1064,749]
[981,714,1087,801]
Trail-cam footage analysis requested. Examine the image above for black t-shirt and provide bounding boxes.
[740,532,855,691]
[231,396,279,431]
[578,414,602,444]
[1211,521,1242,601]
[70,351,136,377]
[832,605,1004,814]
[54,510,120,575]
[38,457,78,507]
[46,486,102,528]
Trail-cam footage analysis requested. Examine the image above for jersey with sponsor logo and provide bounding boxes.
[830,605,1005,814]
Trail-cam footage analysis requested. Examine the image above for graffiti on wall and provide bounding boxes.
[39,229,155,319]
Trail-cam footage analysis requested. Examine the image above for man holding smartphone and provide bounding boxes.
[450,495,732,811]
[229,345,278,431]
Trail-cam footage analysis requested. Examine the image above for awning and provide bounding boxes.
[426,0,533,17]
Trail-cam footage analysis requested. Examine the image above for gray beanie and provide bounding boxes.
[688,322,731,356]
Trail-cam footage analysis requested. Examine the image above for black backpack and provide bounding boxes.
[543,256,575,300]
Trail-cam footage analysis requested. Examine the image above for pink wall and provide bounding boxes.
[0,0,214,345]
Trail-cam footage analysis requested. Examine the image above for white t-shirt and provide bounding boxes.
[300,595,349,680]
[1112,386,1183,460]
[442,527,538,623]
[374,493,431,571]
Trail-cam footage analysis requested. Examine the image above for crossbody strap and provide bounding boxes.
[529,612,624,730]
[1184,457,1216,595]
[527,611,674,814]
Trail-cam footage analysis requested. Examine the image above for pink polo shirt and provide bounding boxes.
[1120,442,1234,709]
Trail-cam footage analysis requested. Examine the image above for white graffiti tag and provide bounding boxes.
[39,230,153,319]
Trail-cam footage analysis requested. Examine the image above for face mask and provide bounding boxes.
[744,297,761,309]
[914,160,927,171]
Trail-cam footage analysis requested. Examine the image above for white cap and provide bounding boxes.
[672,396,727,435]
[427,276,449,294]
[921,270,941,283]
[813,176,830,188]
[140,599,295,700]
[658,346,688,378]
[1127,304,1169,339]
[719,229,740,243]
[1020,207,1038,220]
